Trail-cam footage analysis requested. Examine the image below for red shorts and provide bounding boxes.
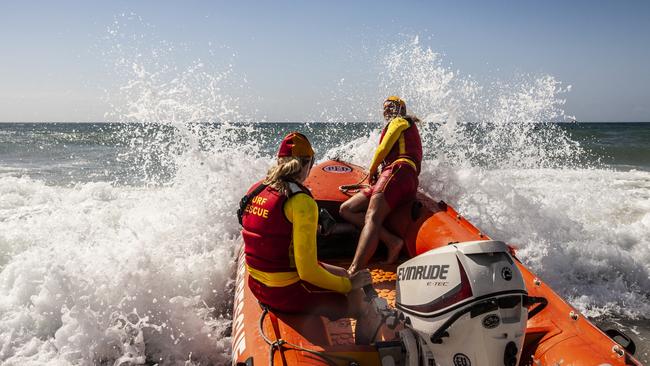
[248,277,350,320]
[363,162,418,209]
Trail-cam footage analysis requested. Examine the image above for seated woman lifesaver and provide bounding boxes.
[240,132,373,323]
[340,96,422,273]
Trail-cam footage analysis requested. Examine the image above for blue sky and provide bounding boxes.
[0,1,649,122]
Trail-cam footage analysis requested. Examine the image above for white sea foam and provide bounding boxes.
[429,167,650,317]
[0,151,266,365]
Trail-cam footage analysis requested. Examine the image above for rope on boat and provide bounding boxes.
[334,160,371,196]
[338,182,371,196]
[258,305,360,366]
[338,172,370,196]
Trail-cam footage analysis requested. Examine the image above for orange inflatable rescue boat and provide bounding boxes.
[231,159,642,366]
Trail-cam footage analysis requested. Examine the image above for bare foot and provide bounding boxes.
[383,238,404,264]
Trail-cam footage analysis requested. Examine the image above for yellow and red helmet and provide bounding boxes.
[277,132,314,158]
[383,96,406,120]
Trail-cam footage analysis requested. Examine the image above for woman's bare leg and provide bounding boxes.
[339,192,369,228]
[341,192,403,263]
[348,193,403,273]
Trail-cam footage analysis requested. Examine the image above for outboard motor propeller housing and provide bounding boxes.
[393,240,528,366]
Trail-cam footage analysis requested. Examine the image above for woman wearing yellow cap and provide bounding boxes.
[341,97,423,273]
[239,132,373,323]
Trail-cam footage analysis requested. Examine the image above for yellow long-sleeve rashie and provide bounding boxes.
[283,193,352,293]
[368,117,410,176]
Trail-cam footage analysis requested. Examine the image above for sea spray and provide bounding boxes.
[0,18,265,366]
[321,36,649,320]
[375,37,650,318]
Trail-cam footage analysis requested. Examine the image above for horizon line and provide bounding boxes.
[1,121,650,124]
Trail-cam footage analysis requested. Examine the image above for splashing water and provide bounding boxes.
[0,16,269,366]
[374,37,650,318]
[326,36,649,321]
[380,36,582,169]
[0,25,648,366]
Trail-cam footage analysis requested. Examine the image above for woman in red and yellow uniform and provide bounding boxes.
[241,132,372,321]
[340,96,422,273]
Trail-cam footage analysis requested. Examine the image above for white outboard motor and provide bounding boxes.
[388,240,528,366]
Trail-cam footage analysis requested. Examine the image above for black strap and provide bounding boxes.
[237,183,268,226]
[286,181,312,198]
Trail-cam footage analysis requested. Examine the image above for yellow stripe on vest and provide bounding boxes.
[389,157,417,171]
[398,134,406,155]
[246,263,300,287]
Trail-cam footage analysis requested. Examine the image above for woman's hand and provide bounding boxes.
[369,170,379,185]
[349,269,372,290]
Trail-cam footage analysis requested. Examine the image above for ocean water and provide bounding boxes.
[1,31,649,365]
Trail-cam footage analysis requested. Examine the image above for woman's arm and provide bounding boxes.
[284,193,352,293]
[368,117,410,176]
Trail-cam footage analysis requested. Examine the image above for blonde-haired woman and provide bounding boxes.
[239,132,373,327]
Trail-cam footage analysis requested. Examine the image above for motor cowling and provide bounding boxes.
[393,240,528,366]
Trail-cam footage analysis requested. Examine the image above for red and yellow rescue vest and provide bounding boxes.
[241,182,310,287]
[380,116,423,173]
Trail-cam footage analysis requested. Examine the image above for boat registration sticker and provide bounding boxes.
[501,267,513,281]
[323,165,352,173]
[453,353,471,366]
[482,314,500,329]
